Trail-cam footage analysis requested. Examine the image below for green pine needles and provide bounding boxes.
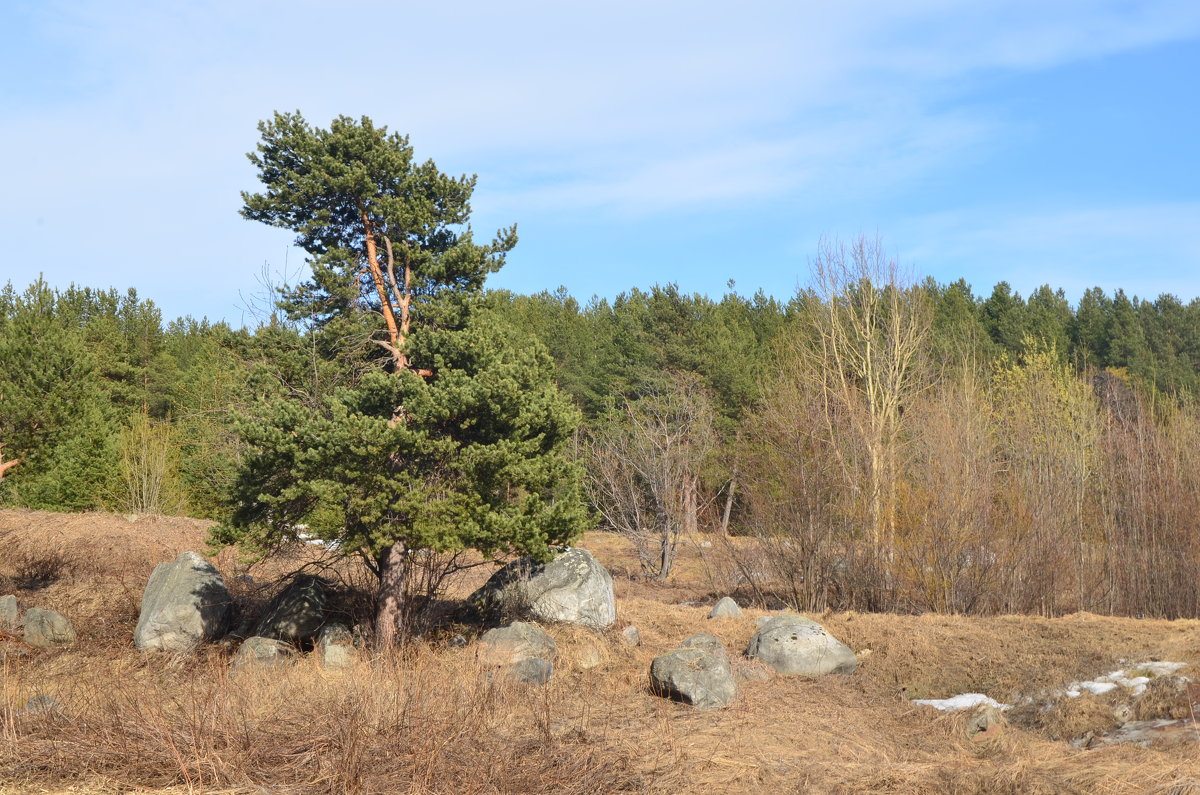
[213,112,588,644]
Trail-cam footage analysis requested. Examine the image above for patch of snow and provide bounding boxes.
[912,693,1009,711]
[1064,662,1188,698]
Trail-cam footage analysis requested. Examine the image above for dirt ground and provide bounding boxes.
[2,508,1200,794]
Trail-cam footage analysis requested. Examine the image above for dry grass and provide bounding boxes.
[3,511,1200,793]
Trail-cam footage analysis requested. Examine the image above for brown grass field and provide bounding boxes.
[2,508,1200,794]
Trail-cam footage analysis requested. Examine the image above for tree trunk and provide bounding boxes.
[720,473,736,536]
[374,543,408,649]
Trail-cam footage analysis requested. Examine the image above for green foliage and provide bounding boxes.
[0,280,118,510]
[217,113,588,578]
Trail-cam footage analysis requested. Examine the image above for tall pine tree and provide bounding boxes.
[214,113,588,646]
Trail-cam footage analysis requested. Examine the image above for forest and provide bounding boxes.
[4,244,1200,620]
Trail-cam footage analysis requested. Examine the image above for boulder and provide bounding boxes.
[478,621,557,666]
[231,636,296,673]
[708,596,743,619]
[650,647,737,709]
[254,574,327,643]
[468,548,616,630]
[316,622,357,670]
[135,551,232,653]
[22,608,75,649]
[0,594,19,629]
[745,615,856,676]
[478,621,557,685]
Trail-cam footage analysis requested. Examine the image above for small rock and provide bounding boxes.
[708,596,743,619]
[22,608,75,649]
[650,647,737,709]
[967,705,1006,739]
[576,642,605,669]
[447,633,469,649]
[620,625,641,646]
[231,636,296,673]
[745,615,856,676]
[0,595,20,629]
[21,694,63,716]
[316,622,356,669]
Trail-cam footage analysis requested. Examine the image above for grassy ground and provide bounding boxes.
[2,509,1200,793]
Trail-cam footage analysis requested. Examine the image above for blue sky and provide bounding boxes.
[1,0,1197,323]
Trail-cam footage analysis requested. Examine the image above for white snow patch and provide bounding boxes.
[912,693,1009,712]
[1064,662,1188,698]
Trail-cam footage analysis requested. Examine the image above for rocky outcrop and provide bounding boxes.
[745,615,856,676]
[468,548,616,630]
[708,596,743,619]
[22,608,75,649]
[254,574,327,643]
[135,551,231,653]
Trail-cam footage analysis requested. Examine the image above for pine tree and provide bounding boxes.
[214,113,588,646]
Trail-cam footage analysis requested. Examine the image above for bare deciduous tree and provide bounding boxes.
[798,236,930,576]
[581,373,715,580]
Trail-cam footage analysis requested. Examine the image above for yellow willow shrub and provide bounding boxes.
[113,410,187,516]
[990,341,1101,615]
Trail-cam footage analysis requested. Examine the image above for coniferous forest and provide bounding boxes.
[5,249,1200,619]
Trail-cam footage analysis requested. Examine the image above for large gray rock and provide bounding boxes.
[135,551,231,653]
[22,608,75,649]
[231,636,296,673]
[745,615,856,676]
[478,621,557,685]
[650,647,737,709]
[708,596,743,619]
[0,594,19,629]
[316,622,357,670]
[478,621,557,665]
[469,548,616,630]
[254,574,327,642]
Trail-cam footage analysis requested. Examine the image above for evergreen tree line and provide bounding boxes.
[3,256,1200,617]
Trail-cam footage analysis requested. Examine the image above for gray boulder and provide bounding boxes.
[316,622,357,670]
[745,615,856,676]
[23,608,75,649]
[708,596,743,619]
[0,594,19,629]
[478,621,557,685]
[478,621,557,665]
[231,636,296,673]
[135,551,231,653]
[254,574,327,642]
[469,548,616,630]
[650,647,737,709]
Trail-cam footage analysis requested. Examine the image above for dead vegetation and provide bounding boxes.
[3,509,1200,793]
